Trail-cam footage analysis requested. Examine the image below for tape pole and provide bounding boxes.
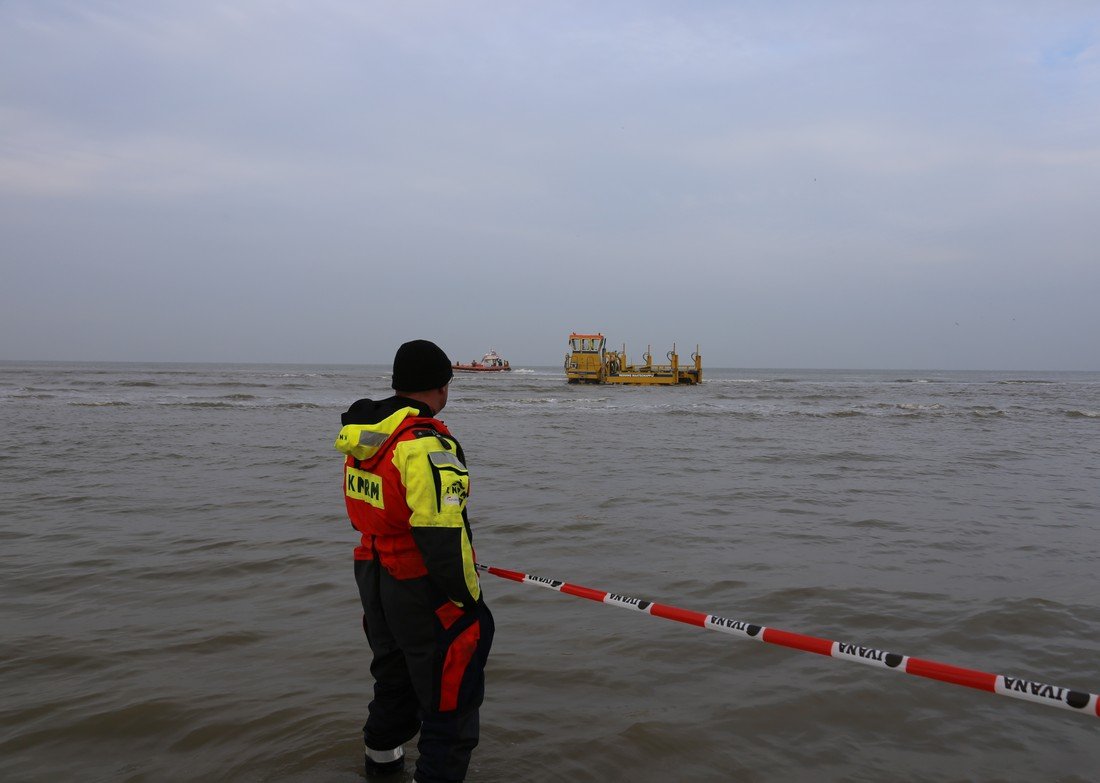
[476,563,1100,720]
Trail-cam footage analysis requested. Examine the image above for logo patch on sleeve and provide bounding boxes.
[442,478,468,507]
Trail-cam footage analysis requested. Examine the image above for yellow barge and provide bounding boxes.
[564,332,702,385]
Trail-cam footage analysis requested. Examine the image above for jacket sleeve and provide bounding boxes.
[395,432,481,609]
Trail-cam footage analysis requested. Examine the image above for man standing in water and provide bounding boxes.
[334,340,493,782]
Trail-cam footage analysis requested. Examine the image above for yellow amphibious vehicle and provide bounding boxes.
[564,332,702,385]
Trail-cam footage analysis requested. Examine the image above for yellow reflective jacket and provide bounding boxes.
[335,398,480,608]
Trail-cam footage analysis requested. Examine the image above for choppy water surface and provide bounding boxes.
[1,361,1098,782]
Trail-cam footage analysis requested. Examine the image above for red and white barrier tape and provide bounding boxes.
[476,563,1099,719]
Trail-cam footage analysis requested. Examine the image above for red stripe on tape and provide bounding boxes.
[764,628,834,656]
[561,583,608,602]
[650,602,708,627]
[490,567,527,583]
[906,657,996,692]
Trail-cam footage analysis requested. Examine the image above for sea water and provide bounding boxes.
[1,361,1098,782]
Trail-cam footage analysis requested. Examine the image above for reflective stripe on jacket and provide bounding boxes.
[335,406,480,608]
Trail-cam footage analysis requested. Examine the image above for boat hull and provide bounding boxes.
[453,364,511,373]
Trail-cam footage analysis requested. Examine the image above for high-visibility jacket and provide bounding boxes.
[335,399,480,609]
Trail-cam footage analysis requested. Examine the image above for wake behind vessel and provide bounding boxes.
[564,332,702,385]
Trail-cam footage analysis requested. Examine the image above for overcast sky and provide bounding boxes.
[2,1,1098,370]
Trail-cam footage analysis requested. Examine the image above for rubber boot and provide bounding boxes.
[365,745,405,777]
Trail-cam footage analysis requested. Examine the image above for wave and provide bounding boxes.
[188,381,271,389]
[1064,409,1100,418]
[69,401,131,407]
[149,399,324,410]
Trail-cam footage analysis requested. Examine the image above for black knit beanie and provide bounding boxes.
[391,340,454,392]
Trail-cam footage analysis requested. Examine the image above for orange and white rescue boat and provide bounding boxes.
[453,349,512,373]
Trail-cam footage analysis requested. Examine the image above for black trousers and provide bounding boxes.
[355,559,494,783]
